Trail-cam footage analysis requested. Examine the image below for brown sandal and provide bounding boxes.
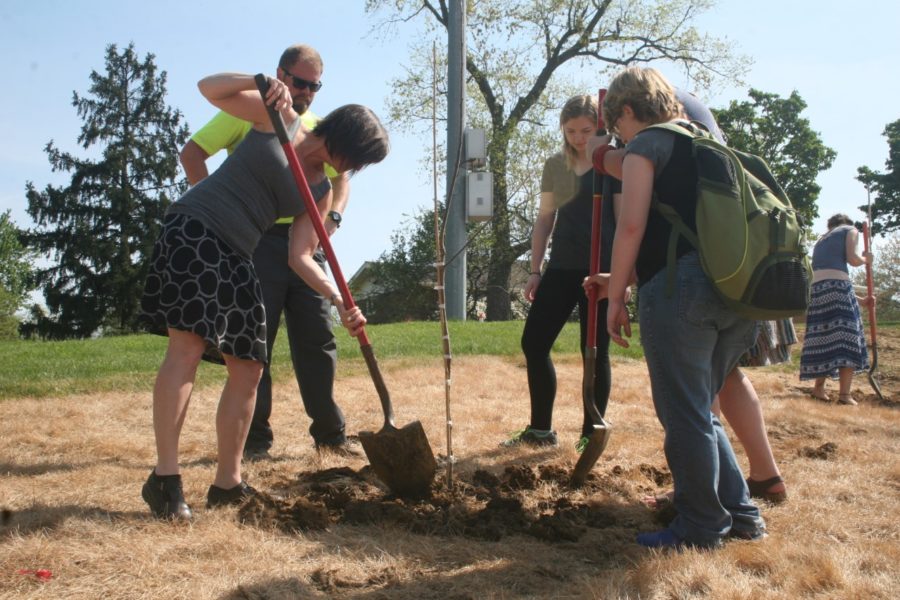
[746,475,787,504]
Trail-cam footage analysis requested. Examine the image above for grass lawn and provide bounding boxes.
[0,320,643,399]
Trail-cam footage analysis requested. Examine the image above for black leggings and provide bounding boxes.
[521,268,611,438]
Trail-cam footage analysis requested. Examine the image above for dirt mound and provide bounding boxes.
[798,441,838,460]
[237,491,331,532]
[310,565,402,593]
[236,463,646,542]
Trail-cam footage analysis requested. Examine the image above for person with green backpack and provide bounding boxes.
[588,90,791,508]
[587,66,766,549]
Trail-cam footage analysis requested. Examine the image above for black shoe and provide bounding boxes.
[316,439,362,458]
[142,470,192,521]
[243,447,272,462]
[206,481,257,509]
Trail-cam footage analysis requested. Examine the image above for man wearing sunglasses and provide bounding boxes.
[179,44,357,460]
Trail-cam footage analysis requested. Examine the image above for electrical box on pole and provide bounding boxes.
[464,128,486,167]
[466,171,492,222]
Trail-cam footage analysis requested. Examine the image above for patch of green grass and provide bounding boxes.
[0,334,204,398]
[0,321,644,399]
[348,320,643,359]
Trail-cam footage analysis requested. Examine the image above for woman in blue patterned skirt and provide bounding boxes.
[800,214,874,405]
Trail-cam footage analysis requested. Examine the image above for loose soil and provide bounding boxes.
[238,462,652,543]
[236,328,899,543]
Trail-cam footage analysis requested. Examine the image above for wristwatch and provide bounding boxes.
[327,210,342,228]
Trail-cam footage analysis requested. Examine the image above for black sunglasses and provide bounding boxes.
[283,69,323,92]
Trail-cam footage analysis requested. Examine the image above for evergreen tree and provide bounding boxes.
[857,119,900,235]
[0,211,34,339]
[24,43,188,338]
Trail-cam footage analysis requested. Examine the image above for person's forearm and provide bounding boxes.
[182,162,208,186]
[609,228,642,299]
[330,173,350,214]
[179,140,210,186]
[593,147,625,180]
[530,216,554,272]
[847,251,866,267]
[197,73,255,101]
[289,252,336,299]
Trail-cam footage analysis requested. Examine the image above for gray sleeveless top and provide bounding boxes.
[169,118,332,258]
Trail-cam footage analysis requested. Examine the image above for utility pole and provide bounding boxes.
[445,0,466,320]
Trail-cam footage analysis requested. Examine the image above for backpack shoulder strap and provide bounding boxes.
[645,121,693,137]
[645,120,714,140]
[644,121,706,297]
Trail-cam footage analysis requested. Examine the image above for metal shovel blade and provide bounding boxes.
[570,348,612,487]
[359,420,437,499]
[867,370,884,401]
[868,347,885,402]
[570,420,612,487]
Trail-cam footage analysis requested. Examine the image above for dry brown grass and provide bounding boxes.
[2,334,899,599]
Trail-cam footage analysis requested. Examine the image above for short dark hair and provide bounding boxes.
[827,213,853,230]
[313,105,389,173]
[279,44,323,72]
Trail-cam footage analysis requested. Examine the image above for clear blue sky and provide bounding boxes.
[1,0,897,287]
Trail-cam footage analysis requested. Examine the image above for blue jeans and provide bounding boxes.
[638,252,764,546]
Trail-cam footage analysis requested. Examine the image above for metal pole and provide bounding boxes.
[445,0,466,320]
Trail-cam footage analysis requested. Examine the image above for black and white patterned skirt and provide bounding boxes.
[140,213,267,364]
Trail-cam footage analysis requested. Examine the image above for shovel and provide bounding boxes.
[571,88,612,487]
[862,221,885,401]
[255,75,437,498]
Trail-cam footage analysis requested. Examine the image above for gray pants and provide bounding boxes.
[246,227,346,449]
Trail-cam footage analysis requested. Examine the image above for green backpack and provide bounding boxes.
[647,121,812,320]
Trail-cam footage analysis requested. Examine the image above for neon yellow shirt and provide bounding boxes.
[190,110,337,224]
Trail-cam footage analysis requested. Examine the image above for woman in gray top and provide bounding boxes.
[139,73,388,521]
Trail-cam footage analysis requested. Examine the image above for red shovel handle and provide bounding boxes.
[254,74,369,346]
[586,88,607,348]
[863,222,877,345]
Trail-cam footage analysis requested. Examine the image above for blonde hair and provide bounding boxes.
[602,67,680,133]
[559,94,597,169]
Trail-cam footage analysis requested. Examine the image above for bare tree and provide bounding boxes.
[367,0,747,319]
